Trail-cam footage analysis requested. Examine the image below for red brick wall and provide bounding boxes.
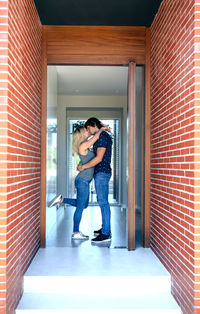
[0,0,42,312]
[194,0,200,311]
[0,0,9,311]
[150,0,200,313]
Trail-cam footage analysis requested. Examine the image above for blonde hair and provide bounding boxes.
[72,126,85,154]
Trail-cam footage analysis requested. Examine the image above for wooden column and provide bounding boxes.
[128,61,136,250]
[141,66,145,246]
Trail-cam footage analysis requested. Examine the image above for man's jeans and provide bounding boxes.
[63,176,89,232]
[94,172,111,235]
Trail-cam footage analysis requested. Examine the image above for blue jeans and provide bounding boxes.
[94,172,111,235]
[63,176,90,232]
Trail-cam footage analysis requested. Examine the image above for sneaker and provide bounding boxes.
[91,233,111,243]
[94,228,102,236]
[71,232,89,240]
[48,194,62,208]
[94,228,112,237]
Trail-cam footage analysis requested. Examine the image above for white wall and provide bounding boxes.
[58,95,127,108]
[47,67,57,118]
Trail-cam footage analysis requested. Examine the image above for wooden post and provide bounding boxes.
[128,61,136,250]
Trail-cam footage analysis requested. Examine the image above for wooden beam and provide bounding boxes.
[45,26,146,65]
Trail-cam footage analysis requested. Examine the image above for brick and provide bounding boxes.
[0,0,42,312]
[151,0,200,313]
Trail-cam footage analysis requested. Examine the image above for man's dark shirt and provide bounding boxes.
[93,131,112,175]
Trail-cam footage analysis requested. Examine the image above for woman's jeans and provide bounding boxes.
[94,172,111,236]
[62,176,90,232]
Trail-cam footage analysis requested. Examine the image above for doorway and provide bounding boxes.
[45,65,143,248]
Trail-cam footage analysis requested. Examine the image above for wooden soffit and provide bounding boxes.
[43,25,147,65]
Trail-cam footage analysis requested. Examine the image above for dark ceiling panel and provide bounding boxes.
[33,0,163,27]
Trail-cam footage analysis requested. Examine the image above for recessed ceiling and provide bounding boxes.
[54,66,128,95]
[34,0,163,27]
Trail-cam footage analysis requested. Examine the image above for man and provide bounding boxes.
[77,117,112,243]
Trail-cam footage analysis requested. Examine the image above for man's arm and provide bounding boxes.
[77,147,106,171]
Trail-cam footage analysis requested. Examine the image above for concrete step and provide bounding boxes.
[16,248,181,313]
[16,291,181,312]
[16,275,181,313]
[23,275,171,294]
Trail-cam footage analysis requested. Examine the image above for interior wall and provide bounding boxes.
[150,0,198,312]
[47,67,57,118]
[0,1,42,313]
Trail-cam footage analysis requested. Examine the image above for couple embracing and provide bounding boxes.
[48,117,112,243]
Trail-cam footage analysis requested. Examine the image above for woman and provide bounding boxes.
[48,125,109,240]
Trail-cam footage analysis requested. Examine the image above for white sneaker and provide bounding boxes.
[71,232,89,240]
[48,194,62,208]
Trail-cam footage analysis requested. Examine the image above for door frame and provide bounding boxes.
[40,26,151,249]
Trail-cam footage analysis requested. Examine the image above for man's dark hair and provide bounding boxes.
[85,117,103,129]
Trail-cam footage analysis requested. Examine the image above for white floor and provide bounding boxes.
[46,204,129,248]
[16,204,181,313]
[46,203,142,248]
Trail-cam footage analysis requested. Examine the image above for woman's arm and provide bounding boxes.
[79,126,110,153]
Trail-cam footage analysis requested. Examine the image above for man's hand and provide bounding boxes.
[77,164,84,172]
[77,147,106,172]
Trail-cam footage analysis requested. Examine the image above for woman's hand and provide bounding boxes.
[101,124,111,133]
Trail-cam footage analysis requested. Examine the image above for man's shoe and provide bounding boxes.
[48,194,62,208]
[91,233,111,243]
[94,228,102,236]
[72,232,89,240]
[94,228,112,237]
